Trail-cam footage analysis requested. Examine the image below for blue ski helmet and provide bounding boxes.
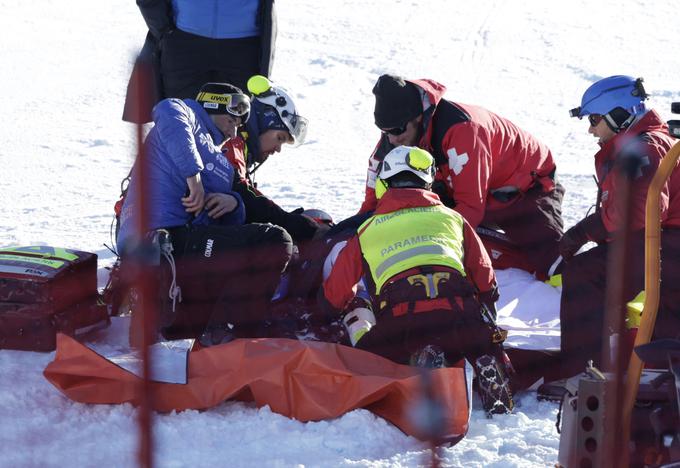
[569,75,648,131]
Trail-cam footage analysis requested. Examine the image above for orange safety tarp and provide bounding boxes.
[44,334,470,442]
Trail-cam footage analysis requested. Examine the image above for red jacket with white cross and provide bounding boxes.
[359,78,557,228]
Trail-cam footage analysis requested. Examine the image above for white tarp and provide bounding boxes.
[496,269,561,351]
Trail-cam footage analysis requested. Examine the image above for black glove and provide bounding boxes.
[558,222,589,261]
[432,180,456,208]
[312,223,331,241]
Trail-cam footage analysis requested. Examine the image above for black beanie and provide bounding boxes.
[373,74,422,129]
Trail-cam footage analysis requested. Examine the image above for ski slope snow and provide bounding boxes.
[1,1,679,466]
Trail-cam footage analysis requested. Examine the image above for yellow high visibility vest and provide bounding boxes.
[358,205,466,294]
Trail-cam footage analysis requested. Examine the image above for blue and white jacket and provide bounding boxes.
[117,98,245,253]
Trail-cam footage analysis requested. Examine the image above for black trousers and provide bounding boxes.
[163,223,293,338]
[356,273,499,365]
[559,228,680,378]
[160,29,261,99]
[482,183,565,280]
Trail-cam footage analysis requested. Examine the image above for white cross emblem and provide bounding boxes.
[447,147,469,175]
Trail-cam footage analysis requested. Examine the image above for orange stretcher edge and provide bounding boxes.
[43,333,470,443]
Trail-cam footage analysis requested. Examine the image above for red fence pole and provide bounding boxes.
[600,154,639,466]
[128,55,157,468]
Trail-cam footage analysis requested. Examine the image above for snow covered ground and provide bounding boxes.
[1,0,679,466]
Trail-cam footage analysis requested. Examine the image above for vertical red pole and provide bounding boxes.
[411,369,444,468]
[129,56,157,468]
[600,154,643,466]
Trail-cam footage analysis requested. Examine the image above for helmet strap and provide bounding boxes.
[604,107,635,133]
[375,178,388,199]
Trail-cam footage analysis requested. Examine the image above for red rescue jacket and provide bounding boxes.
[223,136,248,183]
[324,188,496,312]
[359,79,556,227]
[588,110,676,238]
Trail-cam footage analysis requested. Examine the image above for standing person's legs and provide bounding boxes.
[210,36,261,93]
[162,32,262,100]
[161,30,215,99]
[484,183,565,280]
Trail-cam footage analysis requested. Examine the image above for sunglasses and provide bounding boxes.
[380,123,408,136]
[588,114,604,127]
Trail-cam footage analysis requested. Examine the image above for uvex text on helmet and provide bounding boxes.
[196,82,251,121]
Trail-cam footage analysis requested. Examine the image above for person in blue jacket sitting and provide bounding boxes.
[117,82,322,345]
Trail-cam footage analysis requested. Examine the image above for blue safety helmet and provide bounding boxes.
[569,75,648,132]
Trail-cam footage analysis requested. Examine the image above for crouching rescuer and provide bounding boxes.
[320,146,514,415]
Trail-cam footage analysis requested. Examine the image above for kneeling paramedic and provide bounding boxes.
[320,146,514,416]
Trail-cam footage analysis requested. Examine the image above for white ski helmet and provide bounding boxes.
[376,146,435,198]
[247,75,309,147]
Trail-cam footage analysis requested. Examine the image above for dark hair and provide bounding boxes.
[386,172,431,190]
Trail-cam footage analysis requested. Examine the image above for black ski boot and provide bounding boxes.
[199,323,236,347]
[410,345,447,369]
[536,379,569,402]
[473,353,514,416]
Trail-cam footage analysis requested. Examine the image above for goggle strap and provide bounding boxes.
[198,92,250,117]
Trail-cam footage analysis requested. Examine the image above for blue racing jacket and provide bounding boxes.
[117,98,245,253]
